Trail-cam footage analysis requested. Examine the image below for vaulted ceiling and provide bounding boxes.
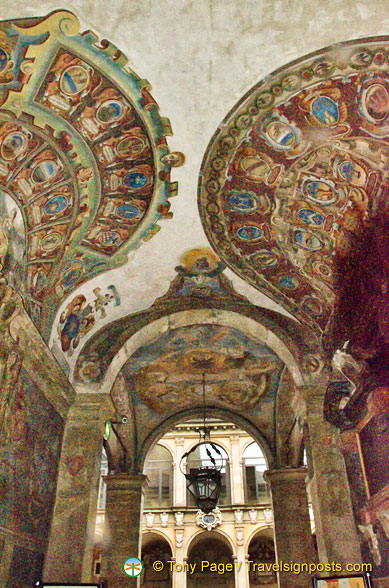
[1,1,388,463]
[198,37,389,333]
[0,11,178,334]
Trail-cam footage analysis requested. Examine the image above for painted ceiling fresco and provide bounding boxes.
[73,248,308,386]
[198,37,389,333]
[0,11,180,331]
[120,324,284,450]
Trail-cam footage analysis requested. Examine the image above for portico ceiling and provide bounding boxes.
[121,323,284,454]
[0,1,388,378]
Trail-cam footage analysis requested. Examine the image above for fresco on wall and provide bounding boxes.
[56,284,120,356]
[340,432,369,522]
[0,368,63,542]
[0,189,25,296]
[198,38,389,333]
[0,11,181,334]
[276,367,305,467]
[119,324,284,453]
[6,545,43,588]
[359,413,389,497]
[74,248,309,385]
[174,247,226,298]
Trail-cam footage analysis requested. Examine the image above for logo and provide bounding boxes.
[124,557,143,577]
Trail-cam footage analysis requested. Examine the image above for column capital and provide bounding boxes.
[67,392,115,426]
[103,472,148,492]
[264,467,308,484]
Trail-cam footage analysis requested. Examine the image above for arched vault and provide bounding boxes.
[0,10,180,335]
[198,36,389,337]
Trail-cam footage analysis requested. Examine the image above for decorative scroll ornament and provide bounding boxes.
[195,507,222,531]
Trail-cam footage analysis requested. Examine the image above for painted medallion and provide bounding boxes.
[1,132,27,160]
[60,65,90,96]
[31,160,59,184]
[97,100,124,124]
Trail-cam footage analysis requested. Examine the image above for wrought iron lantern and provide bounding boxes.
[179,374,224,513]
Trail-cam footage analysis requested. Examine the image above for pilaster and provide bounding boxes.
[174,437,186,507]
[230,434,244,504]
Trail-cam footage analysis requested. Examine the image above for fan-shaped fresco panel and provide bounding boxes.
[0,11,181,330]
[198,37,389,331]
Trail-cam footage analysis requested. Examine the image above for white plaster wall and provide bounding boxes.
[3,0,388,366]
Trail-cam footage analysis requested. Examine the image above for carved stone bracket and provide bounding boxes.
[235,526,244,546]
[324,379,367,430]
[378,509,389,540]
[358,523,381,566]
[175,528,184,548]
[145,512,154,528]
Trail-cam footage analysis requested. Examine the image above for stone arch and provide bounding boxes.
[144,440,175,463]
[240,438,270,468]
[98,309,304,394]
[141,533,173,588]
[138,405,275,472]
[246,530,277,587]
[245,526,275,554]
[185,527,236,560]
[141,530,175,556]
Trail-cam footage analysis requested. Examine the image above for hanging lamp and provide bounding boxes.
[179,373,224,513]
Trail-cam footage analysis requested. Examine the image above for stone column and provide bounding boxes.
[44,393,114,583]
[235,540,249,588]
[230,434,244,503]
[174,437,186,506]
[100,473,148,588]
[173,527,186,588]
[304,384,362,567]
[264,468,317,588]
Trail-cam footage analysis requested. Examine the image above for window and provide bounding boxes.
[243,442,269,505]
[97,447,108,510]
[186,442,230,506]
[144,444,173,508]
